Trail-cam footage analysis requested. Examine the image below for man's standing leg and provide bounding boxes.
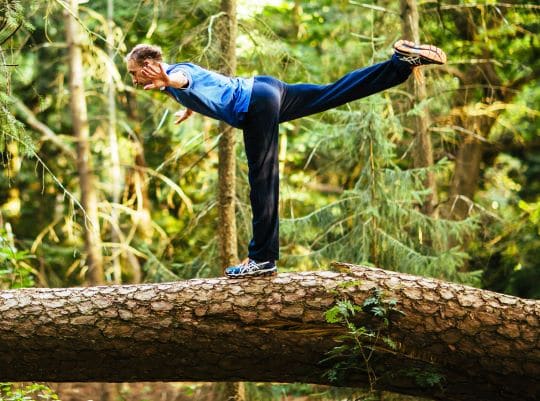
[225,77,283,277]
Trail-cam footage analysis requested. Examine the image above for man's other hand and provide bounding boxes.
[174,108,194,124]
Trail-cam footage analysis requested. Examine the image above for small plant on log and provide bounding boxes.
[322,286,405,392]
[0,382,59,401]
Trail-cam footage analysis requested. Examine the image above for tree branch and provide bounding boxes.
[10,96,77,160]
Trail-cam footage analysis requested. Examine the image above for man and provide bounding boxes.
[126,40,446,278]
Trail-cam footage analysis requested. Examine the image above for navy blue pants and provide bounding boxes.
[241,54,412,262]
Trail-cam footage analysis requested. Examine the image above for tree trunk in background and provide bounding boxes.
[100,1,122,399]
[66,4,112,397]
[292,0,303,39]
[216,382,246,401]
[442,3,538,221]
[65,0,104,285]
[120,93,150,285]
[217,0,239,272]
[217,2,244,400]
[1,264,538,401]
[400,0,437,216]
[107,0,123,285]
[447,58,502,220]
[448,125,485,221]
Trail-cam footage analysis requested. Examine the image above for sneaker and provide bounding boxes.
[393,40,447,67]
[225,259,277,278]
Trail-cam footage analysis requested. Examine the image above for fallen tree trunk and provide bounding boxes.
[0,263,538,401]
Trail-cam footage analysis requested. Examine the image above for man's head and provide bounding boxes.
[125,44,163,86]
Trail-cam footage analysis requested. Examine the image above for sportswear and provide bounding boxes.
[225,259,277,278]
[163,63,254,128]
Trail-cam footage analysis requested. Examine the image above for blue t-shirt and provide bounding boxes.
[163,63,254,128]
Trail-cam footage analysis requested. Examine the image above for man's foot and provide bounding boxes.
[393,40,447,67]
[225,259,277,278]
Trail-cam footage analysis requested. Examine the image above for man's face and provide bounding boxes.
[127,58,155,87]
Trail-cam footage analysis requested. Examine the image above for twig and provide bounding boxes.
[10,95,77,159]
[201,11,226,57]
[0,21,23,46]
[349,1,399,15]
[421,2,540,10]
[2,131,90,230]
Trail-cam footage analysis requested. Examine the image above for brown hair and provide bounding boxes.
[125,44,163,65]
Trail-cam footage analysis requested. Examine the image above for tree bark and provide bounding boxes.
[217,0,239,271]
[217,2,243,400]
[0,264,538,401]
[106,0,123,285]
[400,0,437,215]
[65,0,104,285]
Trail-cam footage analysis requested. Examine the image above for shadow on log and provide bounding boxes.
[0,263,538,401]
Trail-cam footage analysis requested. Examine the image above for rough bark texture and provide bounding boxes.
[0,264,538,401]
[217,0,238,270]
[65,0,104,284]
[400,0,437,215]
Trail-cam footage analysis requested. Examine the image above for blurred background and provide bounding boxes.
[1,0,538,400]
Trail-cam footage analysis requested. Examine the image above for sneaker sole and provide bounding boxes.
[394,40,447,65]
[226,268,277,278]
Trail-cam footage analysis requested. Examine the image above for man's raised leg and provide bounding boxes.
[278,41,446,122]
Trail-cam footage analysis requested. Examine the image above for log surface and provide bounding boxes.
[1,264,538,401]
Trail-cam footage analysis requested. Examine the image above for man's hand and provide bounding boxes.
[141,62,170,90]
[174,108,193,124]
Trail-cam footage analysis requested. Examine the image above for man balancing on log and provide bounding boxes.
[125,40,446,278]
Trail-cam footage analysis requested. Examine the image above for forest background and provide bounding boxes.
[0,0,538,400]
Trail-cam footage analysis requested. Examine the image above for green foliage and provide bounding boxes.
[0,0,535,290]
[0,0,35,156]
[322,287,405,391]
[0,0,537,399]
[0,225,35,289]
[362,287,405,326]
[0,0,32,45]
[0,96,36,158]
[323,287,445,396]
[402,367,445,389]
[281,101,478,284]
[0,383,59,401]
[324,298,362,324]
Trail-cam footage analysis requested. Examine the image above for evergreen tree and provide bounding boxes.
[281,98,478,284]
[0,0,33,158]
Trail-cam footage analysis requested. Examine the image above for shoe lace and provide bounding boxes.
[235,259,273,274]
[398,54,422,66]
